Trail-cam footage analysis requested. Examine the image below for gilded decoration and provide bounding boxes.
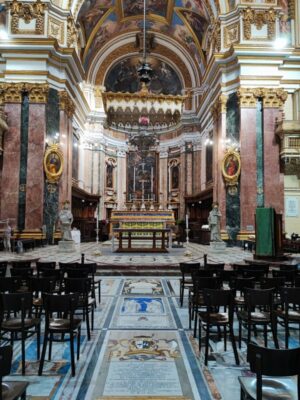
[222,148,241,195]
[0,83,48,104]
[59,91,75,117]
[206,19,221,56]
[67,15,78,48]
[243,7,276,40]
[48,17,64,45]
[238,87,288,108]
[10,0,46,35]
[210,94,228,120]
[43,143,63,184]
[224,23,240,48]
[288,0,295,19]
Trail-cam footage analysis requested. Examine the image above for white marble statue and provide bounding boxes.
[58,201,73,241]
[3,220,12,251]
[208,203,222,242]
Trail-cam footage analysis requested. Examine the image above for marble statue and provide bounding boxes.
[208,203,222,242]
[58,201,73,241]
[3,220,12,251]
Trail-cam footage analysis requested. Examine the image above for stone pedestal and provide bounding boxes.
[210,241,227,253]
[58,240,76,253]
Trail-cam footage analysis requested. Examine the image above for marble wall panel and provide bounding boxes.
[263,108,284,214]
[0,103,21,224]
[59,111,70,205]
[240,108,257,229]
[193,150,201,194]
[25,104,46,229]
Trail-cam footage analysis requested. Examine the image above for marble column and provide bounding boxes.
[0,103,22,222]
[193,148,201,194]
[25,103,46,229]
[186,143,193,196]
[159,152,168,210]
[238,89,257,231]
[263,103,285,214]
[58,91,74,205]
[117,151,126,209]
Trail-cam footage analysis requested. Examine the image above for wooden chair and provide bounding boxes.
[0,345,29,400]
[38,293,82,377]
[239,342,300,400]
[237,288,279,349]
[0,292,41,375]
[76,263,101,304]
[198,288,239,366]
[276,287,300,349]
[179,262,200,307]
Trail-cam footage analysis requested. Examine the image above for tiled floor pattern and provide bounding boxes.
[1,243,299,399]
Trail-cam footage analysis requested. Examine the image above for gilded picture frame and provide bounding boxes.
[222,148,241,187]
[43,144,63,184]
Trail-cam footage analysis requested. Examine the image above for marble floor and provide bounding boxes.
[1,242,299,400]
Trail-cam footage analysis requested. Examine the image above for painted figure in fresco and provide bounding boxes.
[225,155,238,176]
[106,164,113,188]
[3,220,12,251]
[47,153,60,174]
[172,166,179,189]
[208,203,222,242]
[58,201,73,241]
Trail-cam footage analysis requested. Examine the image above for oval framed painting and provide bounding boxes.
[43,144,63,183]
[222,149,241,185]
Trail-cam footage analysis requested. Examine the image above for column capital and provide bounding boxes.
[210,93,228,120]
[59,90,75,118]
[237,88,257,108]
[0,83,49,104]
[10,0,47,35]
[26,83,49,103]
[237,87,288,108]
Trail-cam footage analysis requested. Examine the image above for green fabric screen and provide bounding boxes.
[255,207,275,256]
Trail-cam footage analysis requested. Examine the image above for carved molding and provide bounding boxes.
[10,0,46,35]
[238,87,288,108]
[224,23,240,48]
[0,83,49,104]
[48,17,64,45]
[59,91,75,117]
[67,15,78,48]
[243,7,276,40]
[288,0,295,19]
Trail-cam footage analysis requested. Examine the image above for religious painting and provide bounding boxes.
[180,0,209,18]
[72,134,79,181]
[43,144,63,184]
[222,149,241,193]
[77,0,111,39]
[127,151,158,202]
[0,4,6,28]
[122,0,168,18]
[105,56,182,95]
[228,0,236,11]
[106,164,114,188]
[180,10,209,46]
[171,165,179,189]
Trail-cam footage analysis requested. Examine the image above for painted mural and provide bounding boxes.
[0,4,6,28]
[279,0,291,35]
[77,0,112,39]
[180,10,208,46]
[105,56,182,95]
[122,0,168,18]
[176,0,209,19]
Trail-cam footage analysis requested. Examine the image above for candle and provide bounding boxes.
[186,214,189,229]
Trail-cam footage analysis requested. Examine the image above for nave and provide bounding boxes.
[1,243,300,400]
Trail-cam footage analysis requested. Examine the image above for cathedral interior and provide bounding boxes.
[0,0,300,399]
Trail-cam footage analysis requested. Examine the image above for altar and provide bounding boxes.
[110,210,175,252]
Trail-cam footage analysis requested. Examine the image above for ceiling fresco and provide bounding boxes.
[78,0,210,75]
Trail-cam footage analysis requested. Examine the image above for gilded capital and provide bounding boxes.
[59,91,75,118]
[26,83,49,103]
[237,88,257,108]
[0,83,24,103]
[211,94,228,120]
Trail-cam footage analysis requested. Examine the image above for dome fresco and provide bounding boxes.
[104,56,183,95]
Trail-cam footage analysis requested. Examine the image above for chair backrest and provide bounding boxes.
[245,288,274,308]
[65,268,89,278]
[272,269,295,284]
[43,293,79,313]
[0,345,13,377]
[12,261,32,269]
[219,270,238,283]
[0,277,22,293]
[179,262,200,279]
[36,261,56,271]
[64,277,91,295]
[76,262,97,275]
[204,263,225,271]
[192,275,221,292]
[295,276,300,288]
[280,287,300,306]
[229,277,255,292]
[10,268,34,278]
[1,292,33,314]
[279,264,297,272]
[260,277,285,290]
[242,269,266,280]
[29,277,56,295]
[39,269,61,280]
[203,288,233,307]
[0,261,8,268]
[248,342,300,376]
